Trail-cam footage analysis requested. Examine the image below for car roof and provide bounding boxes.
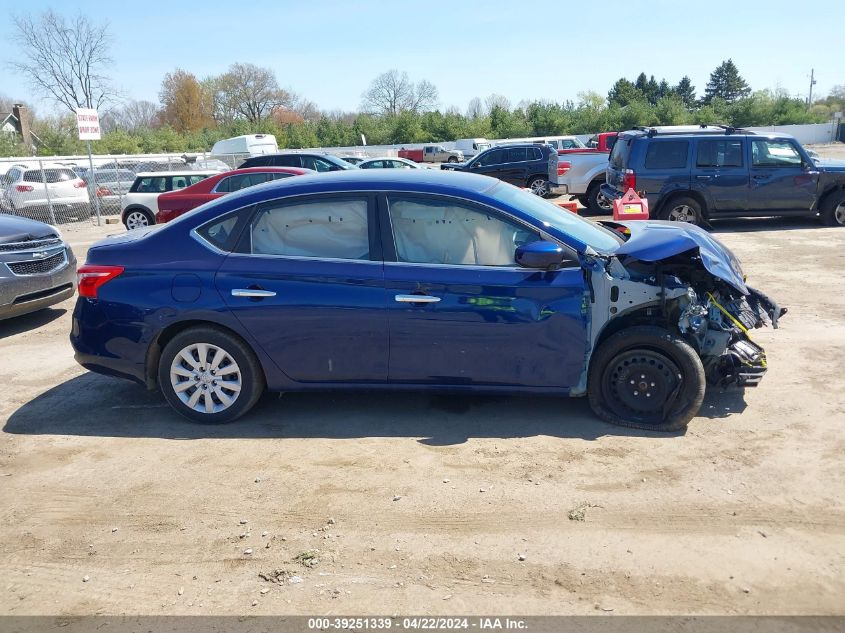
[134,171,218,177]
[216,166,313,176]
[190,169,498,217]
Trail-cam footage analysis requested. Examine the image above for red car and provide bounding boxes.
[155,167,312,223]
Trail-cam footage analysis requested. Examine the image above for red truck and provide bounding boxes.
[557,132,618,155]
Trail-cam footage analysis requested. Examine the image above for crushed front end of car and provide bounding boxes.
[581,220,786,393]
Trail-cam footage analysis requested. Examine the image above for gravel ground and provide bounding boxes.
[0,149,843,616]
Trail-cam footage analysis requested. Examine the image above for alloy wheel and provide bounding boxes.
[667,204,697,223]
[530,179,549,197]
[170,342,243,414]
[125,211,150,230]
[835,202,845,226]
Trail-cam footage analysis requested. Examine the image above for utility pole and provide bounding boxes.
[808,69,816,105]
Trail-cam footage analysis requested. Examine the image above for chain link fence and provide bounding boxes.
[0,152,241,227]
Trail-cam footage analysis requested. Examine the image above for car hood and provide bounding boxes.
[816,158,845,171]
[0,215,59,243]
[604,220,748,294]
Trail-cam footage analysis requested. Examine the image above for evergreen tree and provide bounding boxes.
[644,75,660,105]
[656,79,671,101]
[607,78,643,107]
[703,59,751,104]
[674,76,697,108]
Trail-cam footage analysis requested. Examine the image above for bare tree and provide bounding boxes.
[485,94,511,113]
[10,10,116,112]
[361,70,439,116]
[216,63,291,123]
[466,97,484,119]
[111,99,159,131]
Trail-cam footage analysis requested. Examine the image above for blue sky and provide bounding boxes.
[0,0,840,115]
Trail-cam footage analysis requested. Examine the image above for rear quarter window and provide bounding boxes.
[23,168,76,183]
[644,140,689,169]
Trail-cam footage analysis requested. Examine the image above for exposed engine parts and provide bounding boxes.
[584,245,786,394]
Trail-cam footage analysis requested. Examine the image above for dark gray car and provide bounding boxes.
[0,215,77,320]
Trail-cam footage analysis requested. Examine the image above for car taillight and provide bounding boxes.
[77,265,124,298]
[622,169,636,192]
[557,160,571,176]
[96,186,113,197]
[15,185,34,192]
[73,180,87,188]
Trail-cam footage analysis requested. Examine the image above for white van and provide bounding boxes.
[210,134,279,168]
[453,138,492,159]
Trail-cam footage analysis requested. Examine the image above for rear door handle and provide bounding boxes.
[232,288,276,298]
[395,294,440,303]
[696,175,713,180]
[752,174,768,181]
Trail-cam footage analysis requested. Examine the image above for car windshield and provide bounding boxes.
[490,183,622,252]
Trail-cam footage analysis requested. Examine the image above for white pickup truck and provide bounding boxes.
[552,151,614,213]
[550,132,619,213]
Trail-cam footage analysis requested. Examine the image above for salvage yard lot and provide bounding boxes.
[1,171,844,615]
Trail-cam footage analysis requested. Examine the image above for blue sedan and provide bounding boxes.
[71,170,783,431]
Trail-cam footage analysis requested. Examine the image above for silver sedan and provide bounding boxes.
[357,157,425,170]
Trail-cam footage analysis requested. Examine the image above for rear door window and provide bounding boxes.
[644,141,689,169]
[696,140,744,168]
[250,198,370,260]
[506,147,528,163]
[275,155,302,168]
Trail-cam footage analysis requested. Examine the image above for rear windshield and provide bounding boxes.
[609,136,633,169]
[22,168,77,183]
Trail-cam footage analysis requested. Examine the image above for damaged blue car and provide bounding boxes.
[71,170,784,431]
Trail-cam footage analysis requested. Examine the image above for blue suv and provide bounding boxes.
[601,125,845,226]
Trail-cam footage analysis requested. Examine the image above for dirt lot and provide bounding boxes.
[1,153,844,616]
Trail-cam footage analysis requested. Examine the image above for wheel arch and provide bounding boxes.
[818,183,845,211]
[144,319,260,389]
[654,190,709,220]
[121,204,154,222]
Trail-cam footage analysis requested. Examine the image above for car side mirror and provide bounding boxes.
[470,162,481,169]
[515,241,566,270]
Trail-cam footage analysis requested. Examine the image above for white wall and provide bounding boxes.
[746,122,838,145]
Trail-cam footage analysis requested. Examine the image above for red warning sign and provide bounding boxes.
[612,188,649,221]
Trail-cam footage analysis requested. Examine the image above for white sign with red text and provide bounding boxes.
[75,108,101,140]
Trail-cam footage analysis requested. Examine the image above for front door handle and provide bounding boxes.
[696,175,713,180]
[395,294,440,303]
[232,288,276,298]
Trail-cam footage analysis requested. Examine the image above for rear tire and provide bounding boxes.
[158,326,265,424]
[587,326,705,432]
[124,208,154,230]
[586,182,612,214]
[528,176,550,198]
[819,190,845,226]
[660,196,704,225]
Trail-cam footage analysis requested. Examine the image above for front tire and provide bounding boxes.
[819,190,845,226]
[587,326,705,432]
[158,326,265,424]
[447,156,458,163]
[124,208,154,230]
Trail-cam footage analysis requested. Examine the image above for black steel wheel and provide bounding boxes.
[588,326,705,432]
